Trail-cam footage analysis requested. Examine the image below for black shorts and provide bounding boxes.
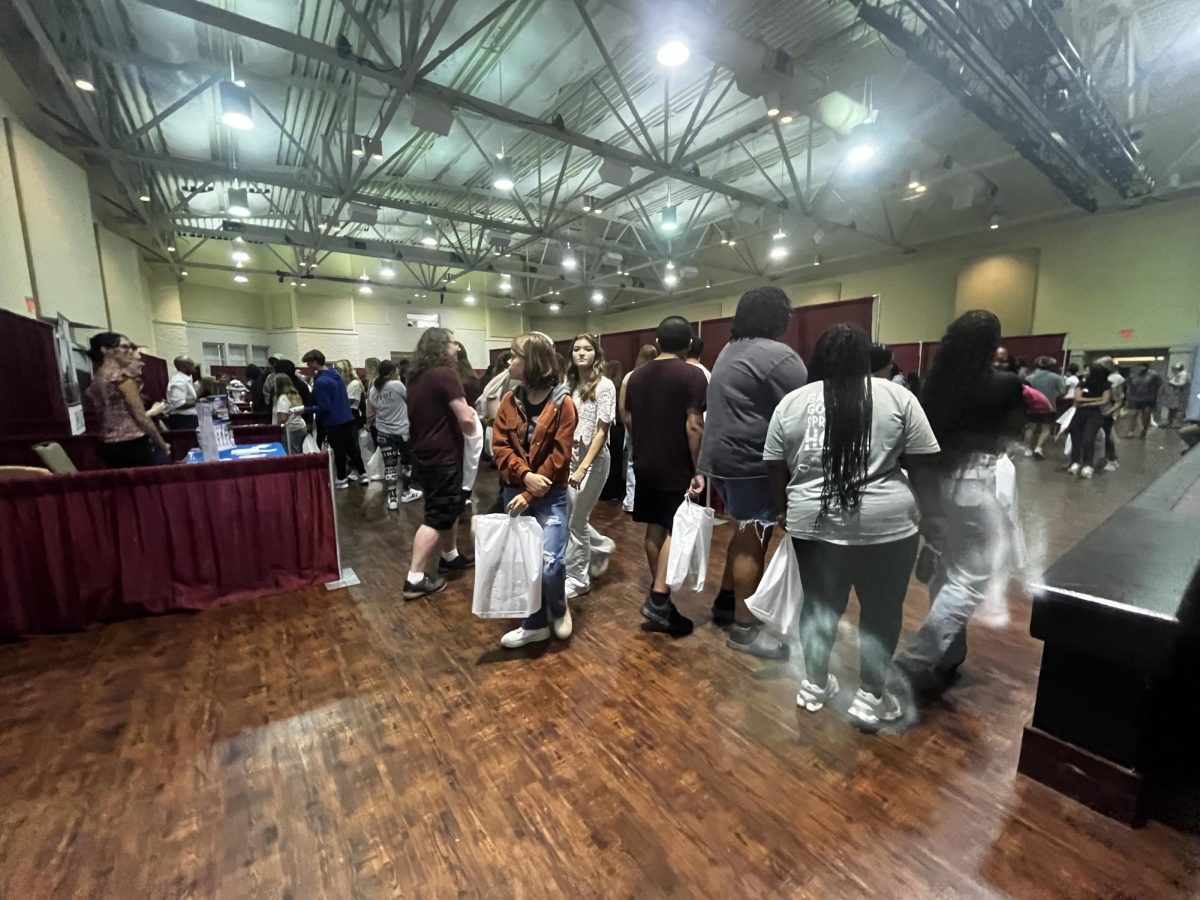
[414,461,464,530]
[633,485,686,532]
[1133,400,1156,411]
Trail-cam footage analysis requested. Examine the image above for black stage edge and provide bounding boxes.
[1019,447,1200,827]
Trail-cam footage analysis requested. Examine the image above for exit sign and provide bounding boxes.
[1119,329,1134,339]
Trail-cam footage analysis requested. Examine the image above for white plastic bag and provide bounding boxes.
[301,433,319,454]
[472,513,543,619]
[366,448,384,481]
[359,427,374,458]
[745,536,803,636]
[995,454,1028,570]
[665,496,715,592]
[462,414,484,491]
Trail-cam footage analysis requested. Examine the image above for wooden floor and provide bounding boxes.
[2,435,1198,898]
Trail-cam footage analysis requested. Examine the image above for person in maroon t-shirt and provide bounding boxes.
[624,316,708,636]
[402,328,479,600]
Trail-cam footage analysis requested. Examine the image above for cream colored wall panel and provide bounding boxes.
[955,250,1039,336]
[485,307,525,339]
[295,330,359,362]
[354,294,389,325]
[268,293,293,330]
[9,124,105,326]
[97,227,154,348]
[296,294,354,331]
[840,255,960,344]
[181,284,268,329]
[152,322,189,363]
[0,118,32,315]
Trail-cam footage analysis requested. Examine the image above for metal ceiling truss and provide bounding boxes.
[851,0,1154,213]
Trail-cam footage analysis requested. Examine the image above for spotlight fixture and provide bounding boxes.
[290,280,297,286]
[463,292,477,305]
[561,244,578,271]
[420,216,438,247]
[656,39,690,68]
[665,260,675,270]
[780,114,794,125]
[138,185,151,203]
[663,271,679,288]
[226,187,251,217]
[548,302,561,313]
[218,80,254,131]
[357,284,373,295]
[915,184,927,194]
[299,282,306,288]
[233,274,249,284]
[498,273,512,293]
[74,62,96,93]
[379,264,395,279]
[351,135,382,160]
[591,289,604,304]
[769,227,789,261]
[234,236,245,243]
[764,90,781,117]
[661,205,678,232]
[908,172,921,190]
[582,197,592,213]
[235,262,244,269]
[352,136,365,158]
[166,243,176,253]
[180,270,188,277]
[813,254,823,266]
[359,272,369,281]
[492,154,514,192]
[231,249,250,263]
[989,214,1001,230]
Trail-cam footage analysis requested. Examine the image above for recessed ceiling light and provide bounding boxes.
[74,77,96,93]
[989,214,1001,230]
[166,244,176,253]
[379,265,395,279]
[591,289,604,303]
[664,272,679,287]
[290,280,297,286]
[656,39,689,68]
[780,114,794,124]
[180,270,188,277]
[234,274,248,283]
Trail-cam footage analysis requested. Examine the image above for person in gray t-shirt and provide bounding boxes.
[698,287,807,661]
[1022,356,1066,459]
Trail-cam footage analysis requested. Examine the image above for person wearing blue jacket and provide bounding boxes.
[301,349,367,487]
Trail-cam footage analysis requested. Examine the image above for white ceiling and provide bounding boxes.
[4,0,1200,315]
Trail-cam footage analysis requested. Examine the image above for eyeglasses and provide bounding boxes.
[116,342,138,351]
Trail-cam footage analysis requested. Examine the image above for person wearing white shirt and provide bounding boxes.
[165,356,199,430]
[686,337,712,382]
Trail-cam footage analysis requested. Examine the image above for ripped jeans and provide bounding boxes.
[501,484,568,629]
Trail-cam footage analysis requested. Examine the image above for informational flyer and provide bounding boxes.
[52,313,85,435]
[196,396,235,461]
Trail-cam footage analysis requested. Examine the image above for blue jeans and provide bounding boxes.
[501,484,568,629]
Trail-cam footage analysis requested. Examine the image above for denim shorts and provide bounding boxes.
[712,476,777,526]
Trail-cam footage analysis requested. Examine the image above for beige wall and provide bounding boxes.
[180,284,268,330]
[955,250,1040,335]
[0,119,32,316]
[97,226,154,348]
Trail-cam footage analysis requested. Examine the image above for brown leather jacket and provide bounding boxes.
[493,382,576,504]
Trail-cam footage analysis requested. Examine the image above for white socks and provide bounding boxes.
[441,549,459,562]
[406,571,424,585]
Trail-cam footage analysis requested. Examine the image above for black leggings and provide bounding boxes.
[794,535,920,696]
[326,420,366,480]
[377,432,412,503]
[1068,407,1104,465]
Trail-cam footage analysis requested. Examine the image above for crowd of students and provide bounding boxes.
[83,290,1197,730]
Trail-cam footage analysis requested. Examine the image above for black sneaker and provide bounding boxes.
[403,574,447,600]
[711,589,735,626]
[640,598,694,637]
[726,623,789,660]
[438,554,475,573]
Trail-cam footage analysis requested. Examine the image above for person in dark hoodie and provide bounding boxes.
[300,349,367,487]
[492,331,578,649]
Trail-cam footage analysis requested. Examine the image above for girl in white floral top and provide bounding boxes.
[565,334,617,598]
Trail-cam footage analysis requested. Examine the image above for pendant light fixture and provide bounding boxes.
[498,273,512,293]
[590,289,604,304]
[561,243,578,271]
[464,280,477,305]
[74,60,96,93]
[218,80,253,131]
[231,249,250,263]
[769,226,789,261]
[661,204,678,232]
[226,187,251,217]
[420,216,438,248]
[379,264,395,280]
[493,149,514,192]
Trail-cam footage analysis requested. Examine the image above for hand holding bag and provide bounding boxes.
[472,513,543,619]
[745,536,803,635]
[665,495,715,592]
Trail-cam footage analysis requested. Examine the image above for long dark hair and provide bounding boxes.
[810,324,873,519]
[87,332,126,364]
[921,310,1001,443]
[730,286,792,340]
[274,358,312,406]
[409,327,454,384]
[374,359,396,393]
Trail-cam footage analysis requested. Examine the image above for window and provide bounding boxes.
[227,344,248,367]
[202,342,225,371]
[252,345,270,365]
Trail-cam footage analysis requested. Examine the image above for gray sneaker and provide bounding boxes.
[402,574,446,600]
[726,623,790,661]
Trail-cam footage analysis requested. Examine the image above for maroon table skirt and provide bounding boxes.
[0,454,339,636]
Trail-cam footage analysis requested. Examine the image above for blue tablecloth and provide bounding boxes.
[183,443,288,464]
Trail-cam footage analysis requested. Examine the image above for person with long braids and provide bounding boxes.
[564,333,618,598]
[764,323,939,728]
[895,309,1025,690]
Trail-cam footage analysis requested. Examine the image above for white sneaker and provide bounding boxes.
[1107,460,1119,470]
[1080,466,1094,479]
[796,674,840,712]
[553,603,573,640]
[359,473,370,485]
[847,688,903,729]
[387,496,399,511]
[1066,463,1080,475]
[1023,448,1034,458]
[335,477,351,489]
[595,536,616,556]
[400,488,423,503]
[501,626,551,648]
[565,583,590,600]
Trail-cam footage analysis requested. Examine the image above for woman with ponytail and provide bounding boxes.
[764,323,940,729]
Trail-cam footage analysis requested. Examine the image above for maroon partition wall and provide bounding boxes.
[698,318,732,370]
[141,353,169,403]
[890,342,921,375]
[790,297,875,362]
[1003,334,1068,368]
[0,309,70,438]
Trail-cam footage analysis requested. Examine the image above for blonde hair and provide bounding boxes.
[334,359,355,384]
[273,373,300,406]
[511,331,561,389]
[566,333,605,402]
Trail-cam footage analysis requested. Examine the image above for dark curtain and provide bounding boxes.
[790,297,875,363]
[140,353,169,403]
[698,317,732,369]
[0,454,339,636]
[1003,334,1068,370]
[599,332,638,373]
[0,309,70,437]
[555,339,574,362]
[890,342,922,375]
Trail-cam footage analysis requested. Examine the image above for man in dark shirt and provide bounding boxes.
[625,316,708,635]
[300,349,366,486]
[402,328,479,600]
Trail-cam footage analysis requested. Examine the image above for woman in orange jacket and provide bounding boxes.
[492,332,578,648]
